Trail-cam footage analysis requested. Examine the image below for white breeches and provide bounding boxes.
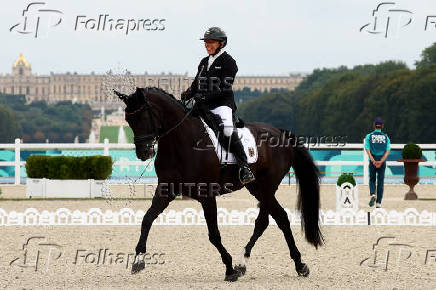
[210,105,234,137]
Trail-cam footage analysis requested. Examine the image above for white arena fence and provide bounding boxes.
[1,138,436,185]
[0,207,435,226]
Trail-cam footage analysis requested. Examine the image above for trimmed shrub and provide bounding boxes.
[89,156,113,180]
[337,172,356,186]
[26,155,113,180]
[25,155,49,178]
[402,143,422,159]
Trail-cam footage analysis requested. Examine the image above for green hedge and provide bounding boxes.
[26,155,113,180]
[337,173,356,186]
[402,143,422,159]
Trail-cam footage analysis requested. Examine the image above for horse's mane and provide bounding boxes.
[145,87,184,107]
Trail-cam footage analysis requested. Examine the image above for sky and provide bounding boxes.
[2,0,436,76]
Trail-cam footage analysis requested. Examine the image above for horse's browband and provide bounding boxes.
[125,102,149,116]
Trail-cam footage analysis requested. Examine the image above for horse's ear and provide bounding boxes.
[113,90,128,102]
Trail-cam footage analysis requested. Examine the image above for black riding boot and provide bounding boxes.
[228,130,255,184]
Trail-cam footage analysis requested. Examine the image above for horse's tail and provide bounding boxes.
[282,130,324,249]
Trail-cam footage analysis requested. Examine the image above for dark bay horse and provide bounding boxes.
[117,87,323,281]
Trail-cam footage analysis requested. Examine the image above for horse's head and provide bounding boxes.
[116,87,162,161]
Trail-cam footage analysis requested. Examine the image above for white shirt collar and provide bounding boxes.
[207,49,225,70]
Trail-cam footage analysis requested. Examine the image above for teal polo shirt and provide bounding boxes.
[365,129,390,157]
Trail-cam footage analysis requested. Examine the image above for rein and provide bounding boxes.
[158,99,195,139]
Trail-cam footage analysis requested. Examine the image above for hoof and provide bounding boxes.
[224,267,244,282]
[234,264,246,276]
[131,255,146,274]
[224,272,239,282]
[296,263,310,277]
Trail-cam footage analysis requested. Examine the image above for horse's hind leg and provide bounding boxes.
[268,196,309,277]
[244,204,269,257]
[235,203,269,275]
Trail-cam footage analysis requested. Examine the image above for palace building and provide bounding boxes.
[0,54,304,106]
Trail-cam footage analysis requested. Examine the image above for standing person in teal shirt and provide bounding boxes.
[365,117,391,208]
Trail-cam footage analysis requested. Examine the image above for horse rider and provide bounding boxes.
[181,27,255,185]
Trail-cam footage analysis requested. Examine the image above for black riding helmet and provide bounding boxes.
[200,27,227,55]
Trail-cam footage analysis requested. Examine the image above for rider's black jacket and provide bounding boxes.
[187,51,238,111]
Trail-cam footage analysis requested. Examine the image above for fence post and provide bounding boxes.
[104,138,109,156]
[15,138,21,185]
[363,138,369,185]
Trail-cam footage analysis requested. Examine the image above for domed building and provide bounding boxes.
[13,53,32,77]
[0,53,303,106]
[1,53,50,103]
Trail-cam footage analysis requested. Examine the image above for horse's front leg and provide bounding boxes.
[200,197,242,282]
[132,189,174,274]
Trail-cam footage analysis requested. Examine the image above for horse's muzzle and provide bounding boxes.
[136,145,155,161]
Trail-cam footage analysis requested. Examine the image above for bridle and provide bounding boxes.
[114,89,195,157]
[129,99,160,154]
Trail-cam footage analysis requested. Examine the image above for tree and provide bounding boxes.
[238,58,434,143]
[33,131,45,142]
[63,132,73,142]
[238,92,296,131]
[22,134,31,142]
[415,42,436,70]
[0,105,21,142]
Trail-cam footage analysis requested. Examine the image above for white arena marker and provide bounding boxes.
[0,208,435,226]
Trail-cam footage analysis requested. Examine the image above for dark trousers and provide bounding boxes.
[369,157,386,204]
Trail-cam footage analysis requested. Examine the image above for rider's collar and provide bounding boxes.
[209,48,225,58]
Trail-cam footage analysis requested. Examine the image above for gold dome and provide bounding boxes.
[13,53,31,68]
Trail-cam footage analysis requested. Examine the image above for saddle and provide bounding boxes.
[195,108,257,165]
